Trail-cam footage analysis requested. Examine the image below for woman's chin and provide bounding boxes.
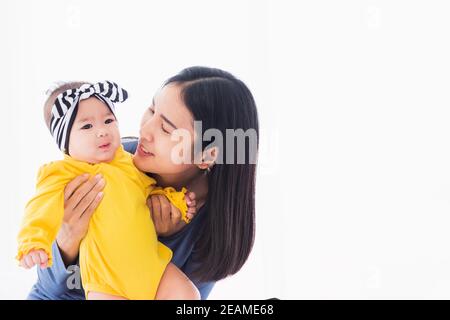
[132,153,151,172]
[133,153,146,172]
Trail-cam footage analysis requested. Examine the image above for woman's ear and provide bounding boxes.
[197,146,218,170]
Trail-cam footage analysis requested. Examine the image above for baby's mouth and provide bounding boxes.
[99,143,111,149]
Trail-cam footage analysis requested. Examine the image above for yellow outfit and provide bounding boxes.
[16,145,189,299]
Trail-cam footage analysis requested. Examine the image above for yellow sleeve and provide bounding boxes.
[149,187,190,223]
[16,162,70,266]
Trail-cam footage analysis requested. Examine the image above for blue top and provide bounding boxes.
[27,137,215,300]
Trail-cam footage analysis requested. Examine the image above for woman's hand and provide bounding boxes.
[147,192,196,237]
[56,174,105,266]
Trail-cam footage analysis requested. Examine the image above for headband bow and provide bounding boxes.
[49,81,128,154]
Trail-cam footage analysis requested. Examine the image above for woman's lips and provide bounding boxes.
[137,143,154,157]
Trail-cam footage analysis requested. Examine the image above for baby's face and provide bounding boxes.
[68,97,121,164]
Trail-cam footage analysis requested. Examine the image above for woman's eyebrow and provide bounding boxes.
[152,97,178,129]
[161,114,178,129]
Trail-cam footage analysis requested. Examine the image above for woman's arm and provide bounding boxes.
[28,174,105,299]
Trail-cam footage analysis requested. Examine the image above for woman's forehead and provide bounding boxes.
[154,84,194,130]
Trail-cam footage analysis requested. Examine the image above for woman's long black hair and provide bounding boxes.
[165,66,259,282]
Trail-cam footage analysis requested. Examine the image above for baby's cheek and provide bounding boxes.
[113,135,121,146]
[109,128,120,143]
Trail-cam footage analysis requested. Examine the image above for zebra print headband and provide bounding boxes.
[49,81,128,154]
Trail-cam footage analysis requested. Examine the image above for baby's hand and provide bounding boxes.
[185,191,197,222]
[20,249,48,269]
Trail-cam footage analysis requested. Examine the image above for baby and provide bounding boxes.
[16,81,199,300]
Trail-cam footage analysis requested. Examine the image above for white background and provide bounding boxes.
[1,0,450,299]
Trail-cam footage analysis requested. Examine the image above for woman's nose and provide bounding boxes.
[140,118,155,143]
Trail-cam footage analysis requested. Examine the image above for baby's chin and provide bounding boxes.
[74,148,118,164]
[94,153,116,163]
[95,147,119,163]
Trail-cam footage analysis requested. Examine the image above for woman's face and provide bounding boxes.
[133,83,197,174]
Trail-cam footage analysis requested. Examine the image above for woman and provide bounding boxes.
[27,66,259,300]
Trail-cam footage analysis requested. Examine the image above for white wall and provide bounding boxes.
[1,0,450,300]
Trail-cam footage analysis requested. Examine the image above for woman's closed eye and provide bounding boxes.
[149,107,170,134]
[161,124,170,134]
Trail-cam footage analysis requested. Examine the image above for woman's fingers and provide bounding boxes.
[148,194,191,236]
[64,174,89,202]
[65,174,103,213]
[149,195,162,225]
[79,191,104,224]
[75,178,105,218]
[146,197,154,220]
[60,174,105,245]
[158,195,171,223]
[169,202,181,225]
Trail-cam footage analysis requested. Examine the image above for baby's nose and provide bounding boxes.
[97,130,108,138]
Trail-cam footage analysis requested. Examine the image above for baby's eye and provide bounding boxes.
[105,118,115,124]
[81,124,93,130]
[148,107,155,115]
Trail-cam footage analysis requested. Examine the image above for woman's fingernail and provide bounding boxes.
[95,174,102,180]
[97,192,104,198]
